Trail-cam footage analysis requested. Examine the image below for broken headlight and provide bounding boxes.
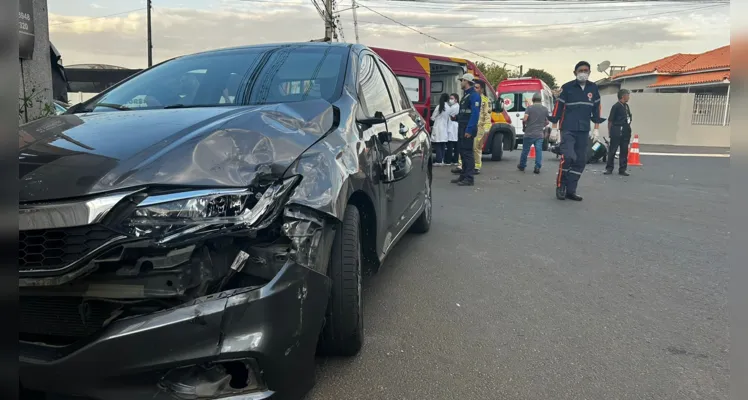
[121,177,300,240]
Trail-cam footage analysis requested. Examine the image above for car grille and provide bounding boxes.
[20,297,121,344]
[19,225,120,272]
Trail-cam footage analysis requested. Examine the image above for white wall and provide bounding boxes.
[619,76,660,93]
[599,93,730,147]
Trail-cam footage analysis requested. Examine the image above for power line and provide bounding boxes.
[50,8,146,25]
[357,2,521,67]
[359,3,724,31]
[357,0,726,11]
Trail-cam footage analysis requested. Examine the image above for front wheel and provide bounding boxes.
[318,205,363,357]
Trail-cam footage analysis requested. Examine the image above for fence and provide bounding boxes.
[692,94,730,126]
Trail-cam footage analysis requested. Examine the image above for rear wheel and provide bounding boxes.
[409,173,432,233]
[490,133,504,161]
[318,205,363,357]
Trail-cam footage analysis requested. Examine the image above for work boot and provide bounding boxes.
[603,170,613,175]
[451,167,462,174]
[450,178,463,184]
[556,185,566,200]
[474,169,481,175]
[533,167,540,174]
[566,193,583,201]
[619,170,630,176]
[457,180,474,186]
[517,165,525,172]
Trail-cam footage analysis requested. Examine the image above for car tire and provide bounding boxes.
[409,173,432,234]
[490,133,504,161]
[318,205,363,357]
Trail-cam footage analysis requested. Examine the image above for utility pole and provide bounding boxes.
[147,0,153,67]
[352,0,360,44]
[519,65,523,76]
[324,0,334,42]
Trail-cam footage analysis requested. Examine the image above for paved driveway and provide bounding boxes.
[307,152,729,400]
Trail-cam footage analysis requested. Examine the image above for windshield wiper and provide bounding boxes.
[78,103,131,113]
[162,104,230,109]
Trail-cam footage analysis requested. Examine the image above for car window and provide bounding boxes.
[378,62,410,112]
[397,76,422,103]
[518,91,539,112]
[84,46,348,112]
[500,93,518,112]
[359,55,394,116]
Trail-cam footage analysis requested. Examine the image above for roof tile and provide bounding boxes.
[680,45,730,72]
[611,45,730,80]
[647,71,730,88]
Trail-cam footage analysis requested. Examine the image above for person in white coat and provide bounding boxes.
[430,93,455,165]
[445,93,460,165]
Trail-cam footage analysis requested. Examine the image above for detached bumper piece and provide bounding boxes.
[20,261,330,400]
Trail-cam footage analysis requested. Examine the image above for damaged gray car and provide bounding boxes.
[19,43,432,400]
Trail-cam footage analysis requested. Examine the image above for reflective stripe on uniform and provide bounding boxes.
[566,101,594,106]
[568,170,582,175]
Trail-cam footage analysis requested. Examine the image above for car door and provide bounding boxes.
[376,58,429,239]
[356,53,422,248]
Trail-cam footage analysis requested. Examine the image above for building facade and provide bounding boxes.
[610,45,730,95]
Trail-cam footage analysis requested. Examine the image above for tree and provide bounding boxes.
[523,68,558,90]
[474,61,511,88]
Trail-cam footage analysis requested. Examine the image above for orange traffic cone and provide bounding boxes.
[628,134,642,166]
[528,144,536,158]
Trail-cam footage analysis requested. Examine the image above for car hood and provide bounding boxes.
[19,100,337,203]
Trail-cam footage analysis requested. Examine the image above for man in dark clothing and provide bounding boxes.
[451,73,482,186]
[605,89,633,176]
[548,61,606,201]
[518,92,548,174]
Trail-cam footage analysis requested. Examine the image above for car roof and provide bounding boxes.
[183,42,359,58]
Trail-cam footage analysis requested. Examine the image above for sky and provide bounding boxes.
[47,0,731,84]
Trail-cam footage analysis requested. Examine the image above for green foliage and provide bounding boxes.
[474,61,511,88]
[523,68,558,90]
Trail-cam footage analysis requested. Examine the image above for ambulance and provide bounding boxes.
[371,47,517,161]
[496,77,555,150]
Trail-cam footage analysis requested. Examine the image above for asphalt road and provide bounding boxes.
[307,151,729,400]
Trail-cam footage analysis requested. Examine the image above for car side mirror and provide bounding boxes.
[492,100,504,113]
[378,131,392,144]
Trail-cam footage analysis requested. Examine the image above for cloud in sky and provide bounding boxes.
[49,0,729,83]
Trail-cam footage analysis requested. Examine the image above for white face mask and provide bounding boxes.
[576,72,590,82]
[449,99,456,105]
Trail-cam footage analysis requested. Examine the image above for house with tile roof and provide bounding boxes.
[608,45,730,95]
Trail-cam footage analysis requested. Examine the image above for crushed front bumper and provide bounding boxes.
[20,261,330,400]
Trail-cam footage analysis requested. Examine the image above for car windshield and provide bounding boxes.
[82,46,348,112]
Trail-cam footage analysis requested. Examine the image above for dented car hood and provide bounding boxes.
[19,100,336,203]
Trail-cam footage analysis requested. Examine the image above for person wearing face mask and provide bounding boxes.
[430,93,457,166]
[605,89,633,176]
[548,61,606,201]
[446,93,460,165]
[451,73,482,186]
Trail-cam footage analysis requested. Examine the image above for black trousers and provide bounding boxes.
[606,125,632,172]
[458,124,475,182]
[445,141,458,164]
[557,130,588,195]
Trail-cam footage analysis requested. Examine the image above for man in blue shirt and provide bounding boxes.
[451,73,482,186]
[549,61,606,201]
